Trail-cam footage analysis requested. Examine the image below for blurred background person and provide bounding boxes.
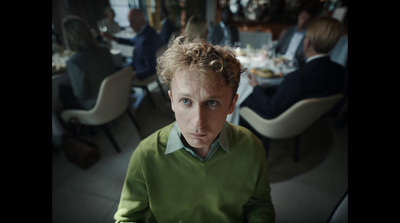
[97,6,121,35]
[160,6,176,46]
[97,7,121,48]
[240,17,345,147]
[274,3,320,67]
[104,9,162,80]
[208,6,239,46]
[52,23,64,54]
[59,15,116,111]
[184,15,208,42]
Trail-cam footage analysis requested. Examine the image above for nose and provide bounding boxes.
[193,106,207,129]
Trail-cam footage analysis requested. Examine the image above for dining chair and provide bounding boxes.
[61,66,141,153]
[239,94,343,161]
[131,45,168,108]
[327,190,348,223]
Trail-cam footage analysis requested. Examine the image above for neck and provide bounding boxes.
[181,135,210,159]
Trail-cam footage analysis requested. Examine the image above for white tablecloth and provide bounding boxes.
[112,29,136,58]
[226,51,296,125]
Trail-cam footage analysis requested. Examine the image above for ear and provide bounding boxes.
[228,93,239,114]
[168,90,175,112]
[303,37,312,50]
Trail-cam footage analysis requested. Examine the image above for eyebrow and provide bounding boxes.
[174,92,222,100]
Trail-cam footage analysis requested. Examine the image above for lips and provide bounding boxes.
[189,133,207,138]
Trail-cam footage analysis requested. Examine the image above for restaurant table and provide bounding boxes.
[111,28,136,58]
[226,48,297,125]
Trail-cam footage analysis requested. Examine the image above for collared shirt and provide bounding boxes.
[136,24,147,36]
[306,54,329,63]
[161,18,167,26]
[284,31,304,61]
[219,21,232,45]
[165,122,230,162]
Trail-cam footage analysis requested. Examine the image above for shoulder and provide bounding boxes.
[133,122,174,157]
[226,122,264,154]
[140,25,161,42]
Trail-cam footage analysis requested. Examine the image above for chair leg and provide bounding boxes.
[126,108,140,131]
[294,135,301,162]
[143,87,156,108]
[99,124,121,153]
[157,79,168,101]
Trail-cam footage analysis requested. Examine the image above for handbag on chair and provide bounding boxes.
[61,117,100,169]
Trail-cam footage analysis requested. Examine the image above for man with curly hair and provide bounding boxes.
[114,36,275,222]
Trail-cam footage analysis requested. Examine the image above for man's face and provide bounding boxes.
[168,69,238,150]
[297,11,312,31]
[128,11,143,32]
[129,17,141,32]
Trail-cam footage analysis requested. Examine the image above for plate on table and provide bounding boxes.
[250,68,283,78]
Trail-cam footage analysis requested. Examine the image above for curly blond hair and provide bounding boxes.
[157,36,245,97]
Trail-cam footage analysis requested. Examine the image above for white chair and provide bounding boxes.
[239,94,343,161]
[131,46,168,108]
[327,190,348,223]
[61,66,140,153]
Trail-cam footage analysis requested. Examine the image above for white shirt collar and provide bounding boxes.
[306,54,328,63]
[219,21,227,29]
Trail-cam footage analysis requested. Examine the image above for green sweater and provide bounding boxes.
[115,122,275,222]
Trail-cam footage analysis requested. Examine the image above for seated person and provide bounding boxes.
[104,9,161,80]
[184,15,208,42]
[60,15,116,110]
[97,7,121,48]
[160,6,176,46]
[97,7,121,34]
[274,3,319,67]
[240,17,345,140]
[114,36,275,222]
[208,7,239,46]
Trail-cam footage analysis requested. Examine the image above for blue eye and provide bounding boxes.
[208,100,218,107]
[181,98,191,105]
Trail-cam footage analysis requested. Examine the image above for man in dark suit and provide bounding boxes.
[160,7,176,46]
[208,7,239,46]
[240,17,345,131]
[106,9,162,80]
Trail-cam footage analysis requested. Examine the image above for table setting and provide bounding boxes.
[226,44,298,125]
[52,49,74,75]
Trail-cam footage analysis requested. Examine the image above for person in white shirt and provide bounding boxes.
[208,7,239,46]
[274,3,320,67]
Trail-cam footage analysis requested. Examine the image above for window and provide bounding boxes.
[109,0,134,28]
[110,0,158,28]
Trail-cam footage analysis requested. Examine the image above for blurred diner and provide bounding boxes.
[184,15,208,42]
[103,9,161,81]
[97,6,121,35]
[239,17,346,148]
[160,6,176,46]
[208,6,239,47]
[97,7,122,48]
[273,2,320,68]
[59,15,116,111]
